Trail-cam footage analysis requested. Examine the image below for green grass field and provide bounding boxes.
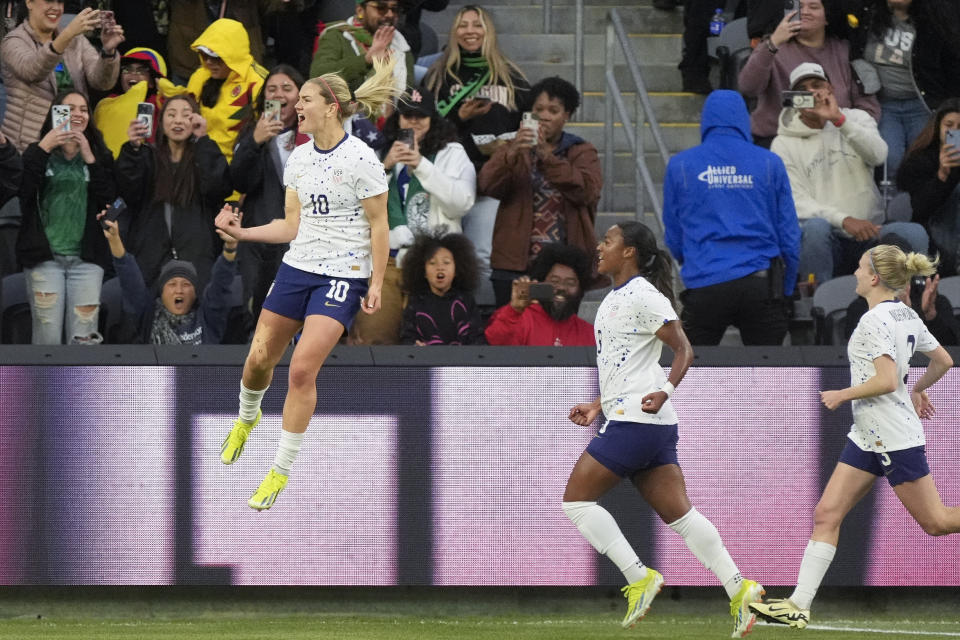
[1,587,959,640]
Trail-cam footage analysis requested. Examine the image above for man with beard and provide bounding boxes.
[310,0,414,96]
[485,243,595,347]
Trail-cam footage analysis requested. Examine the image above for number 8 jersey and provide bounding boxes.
[847,299,939,453]
[282,133,388,279]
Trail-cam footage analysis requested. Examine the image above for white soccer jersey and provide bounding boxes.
[846,299,939,452]
[595,275,679,426]
[282,133,388,278]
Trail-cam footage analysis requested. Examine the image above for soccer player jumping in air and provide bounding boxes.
[751,245,960,628]
[215,56,401,510]
[564,222,764,638]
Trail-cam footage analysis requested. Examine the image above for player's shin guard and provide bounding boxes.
[563,500,646,583]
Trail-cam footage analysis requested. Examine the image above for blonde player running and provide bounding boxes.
[751,245,960,628]
[564,222,764,638]
[214,56,402,510]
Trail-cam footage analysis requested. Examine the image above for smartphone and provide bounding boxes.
[264,99,282,122]
[784,0,801,22]
[100,196,128,230]
[528,283,554,301]
[100,9,114,28]
[397,127,415,147]
[136,102,154,136]
[946,128,960,150]
[521,111,539,144]
[910,275,927,310]
[472,96,492,104]
[51,104,71,131]
[781,90,815,109]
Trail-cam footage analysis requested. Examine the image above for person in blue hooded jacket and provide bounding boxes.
[663,89,800,346]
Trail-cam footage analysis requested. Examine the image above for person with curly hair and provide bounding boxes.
[484,242,595,347]
[350,85,476,345]
[399,231,484,345]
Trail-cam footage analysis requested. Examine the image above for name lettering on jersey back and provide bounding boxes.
[697,165,754,188]
[888,307,914,321]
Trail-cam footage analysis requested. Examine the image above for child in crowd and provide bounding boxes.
[400,232,485,345]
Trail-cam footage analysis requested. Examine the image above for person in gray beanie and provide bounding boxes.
[99,204,239,344]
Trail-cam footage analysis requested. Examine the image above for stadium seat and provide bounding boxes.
[1,272,31,344]
[885,191,913,223]
[811,274,857,345]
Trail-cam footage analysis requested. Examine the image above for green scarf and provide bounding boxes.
[387,155,436,234]
[341,19,373,48]
[436,53,490,117]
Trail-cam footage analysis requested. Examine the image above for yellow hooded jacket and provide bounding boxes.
[186,19,267,166]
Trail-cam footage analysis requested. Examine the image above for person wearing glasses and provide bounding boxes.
[310,0,414,97]
[93,47,187,158]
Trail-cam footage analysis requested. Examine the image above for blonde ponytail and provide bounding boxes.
[869,244,939,292]
[307,55,402,122]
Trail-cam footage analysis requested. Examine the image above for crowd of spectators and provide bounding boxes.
[0,1,603,347]
[2,1,960,349]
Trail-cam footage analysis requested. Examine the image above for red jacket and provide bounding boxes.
[485,303,595,347]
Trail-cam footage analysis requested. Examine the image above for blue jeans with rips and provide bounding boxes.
[25,255,104,345]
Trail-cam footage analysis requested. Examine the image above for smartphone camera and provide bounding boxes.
[51,104,71,132]
[136,102,154,137]
[781,91,815,109]
[100,196,128,230]
[264,99,282,122]
[909,275,927,310]
[397,128,415,147]
[784,0,801,21]
[528,283,554,302]
[945,128,960,150]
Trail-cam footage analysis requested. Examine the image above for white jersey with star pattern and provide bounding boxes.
[595,275,679,425]
[282,133,388,278]
[846,299,939,452]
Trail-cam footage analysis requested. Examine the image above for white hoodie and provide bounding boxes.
[771,108,888,234]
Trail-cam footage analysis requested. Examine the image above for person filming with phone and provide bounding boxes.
[842,233,960,345]
[348,86,475,344]
[897,98,960,275]
[771,62,928,286]
[738,0,879,148]
[485,242,595,347]
[478,76,601,309]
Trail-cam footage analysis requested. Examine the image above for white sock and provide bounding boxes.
[562,501,647,584]
[272,429,304,476]
[790,540,836,610]
[239,382,267,423]
[668,508,742,599]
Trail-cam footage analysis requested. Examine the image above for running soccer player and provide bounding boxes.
[564,222,764,638]
[214,56,402,510]
[751,245,960,628]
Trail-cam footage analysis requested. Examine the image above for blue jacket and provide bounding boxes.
[663,90,800,294]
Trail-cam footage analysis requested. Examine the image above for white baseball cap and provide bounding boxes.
[789,62,829,89]
[196,45,220,59]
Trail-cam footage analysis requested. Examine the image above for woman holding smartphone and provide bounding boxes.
[17,90,115,344]
[1,3,123,152]
[423,5,530,303]
[897,99,960,274]
[349,86,475,344]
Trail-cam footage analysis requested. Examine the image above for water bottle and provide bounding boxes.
[709,8,726,36]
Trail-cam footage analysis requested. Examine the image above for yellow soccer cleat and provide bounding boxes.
[221,410,261,465]
[248,468,288,511]
[749,597,810,629]
[730,579,765,638]
[621,567,664,628]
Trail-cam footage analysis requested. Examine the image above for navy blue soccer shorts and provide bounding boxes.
[585,420,680,478]
[263,262,368,329]
[838,437,930,487]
